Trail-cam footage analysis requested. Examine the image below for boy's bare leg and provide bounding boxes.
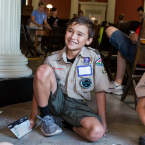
[115,51,126,84]
[33,65,57,107]
[73,117,104,142]
[30,65,62,136]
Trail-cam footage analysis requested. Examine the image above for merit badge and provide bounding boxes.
[80,78,92,89]
[82,57,92,65]
[102,69,107,74]
[96,58,104,66]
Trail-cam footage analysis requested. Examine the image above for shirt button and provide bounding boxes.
[69,79,72,82]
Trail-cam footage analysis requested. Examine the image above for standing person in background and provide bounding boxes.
[117,14,124,27]
[29,2,51,53]
[78,10,83,16]
[73,14,77,18]
[29,2,51,30]
[47,8,58,28]
[137,7,145,22]
[94,20,98,26]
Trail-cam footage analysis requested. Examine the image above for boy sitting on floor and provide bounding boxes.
[29,16,109,142]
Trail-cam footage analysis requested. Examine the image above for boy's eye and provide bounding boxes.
[68,30,72,33]
[78,34,82,36]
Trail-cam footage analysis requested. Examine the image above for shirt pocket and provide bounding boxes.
[54,68,68,91]
[75,75,94,93]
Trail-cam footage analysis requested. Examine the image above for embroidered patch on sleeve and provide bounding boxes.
[101,69,107,74]
[96,58,104,66]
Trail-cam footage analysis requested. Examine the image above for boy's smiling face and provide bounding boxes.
[65,22,93,52]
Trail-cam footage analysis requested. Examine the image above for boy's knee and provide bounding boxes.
[88,125,104,142]
[106,26,118,38]
[35,65,53,81]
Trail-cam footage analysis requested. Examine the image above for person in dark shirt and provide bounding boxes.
[47,7,58,28]
[78,10,83,16]
[73,14,77,18]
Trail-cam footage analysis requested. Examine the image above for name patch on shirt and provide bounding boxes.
[77,65,92,77]
[52,67,63,70]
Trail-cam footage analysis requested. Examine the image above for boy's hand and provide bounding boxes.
[29,119,36,130]
[102,122,109,136]
[38,24,42,27]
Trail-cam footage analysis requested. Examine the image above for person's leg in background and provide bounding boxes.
[115,51,126,85]
[105,27,129,95]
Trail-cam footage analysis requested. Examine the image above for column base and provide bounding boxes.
[0,54,32,78]
[0,75,34,107]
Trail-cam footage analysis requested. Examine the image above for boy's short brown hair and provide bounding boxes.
[118,14,124,20]
[67,16,95,39]
[38,2,45,7]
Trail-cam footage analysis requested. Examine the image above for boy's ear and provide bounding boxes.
[85,38,93,45]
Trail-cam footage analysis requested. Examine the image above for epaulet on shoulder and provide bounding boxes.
[87,47,100,55]
[93,49,100,55]
[48,51,60,57]
[52,51,60,54]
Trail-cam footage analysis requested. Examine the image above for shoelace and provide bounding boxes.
[112,81,125,90]
[35,115,63,128]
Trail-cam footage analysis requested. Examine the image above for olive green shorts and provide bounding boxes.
[48,83,101,127]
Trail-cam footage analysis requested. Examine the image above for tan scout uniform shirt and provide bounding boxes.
[135,73,145,97]
[44,47,110,101]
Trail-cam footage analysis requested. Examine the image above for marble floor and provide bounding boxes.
[0,56,144,145]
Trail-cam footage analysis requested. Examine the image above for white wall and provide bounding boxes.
[106,0,116,23]
[79,2,107,24]
[32,0,39,10]
[70,0,79,19]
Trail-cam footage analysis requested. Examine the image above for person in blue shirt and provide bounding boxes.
[30,2,51,30]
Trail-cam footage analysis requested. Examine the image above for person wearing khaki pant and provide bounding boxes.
[29,2,51,53]
[136,73,145,145]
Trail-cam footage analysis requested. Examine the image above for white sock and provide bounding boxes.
[114,81,121,86]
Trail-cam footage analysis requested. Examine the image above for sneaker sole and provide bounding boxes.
[105,91,123,95]
[41,128,62,136]
[112,92,123,95]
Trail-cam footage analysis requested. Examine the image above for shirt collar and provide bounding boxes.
[53,46,67,62]
[37,9,43,14]
[53,46,91,61]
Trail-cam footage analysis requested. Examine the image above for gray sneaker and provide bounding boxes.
[36,115,62,136]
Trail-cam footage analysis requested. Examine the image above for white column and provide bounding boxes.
[0,0,32,78]
[144,0,145,12]
[106,0,116,23]
[70,0,79,19]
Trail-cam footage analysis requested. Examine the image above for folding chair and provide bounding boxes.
[98,25,117,81]
[21,25,35,56]
[121,19,145,108]
[44,27,66,58]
